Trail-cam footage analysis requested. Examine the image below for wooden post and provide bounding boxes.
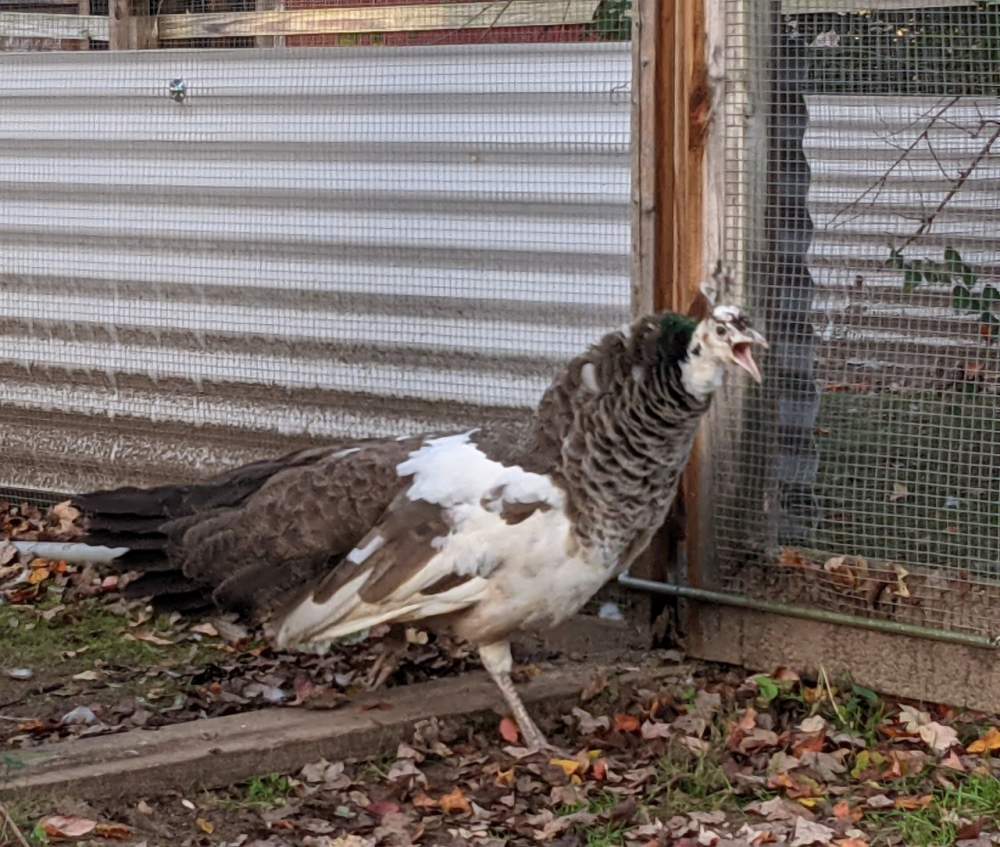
[255,0,284,48]
[78,0,91,49]
[629,0,657,314]
[631,0,729,624]
[108,0,157,49]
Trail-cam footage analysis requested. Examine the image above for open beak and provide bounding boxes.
[731,329,768,384]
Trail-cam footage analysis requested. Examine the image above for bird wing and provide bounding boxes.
[274,430,566,647]
[74,437,423,613]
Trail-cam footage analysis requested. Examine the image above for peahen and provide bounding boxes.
[72,297,766,749]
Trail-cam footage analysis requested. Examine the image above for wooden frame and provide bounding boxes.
[631,0,723,591]
[0,0,601,47]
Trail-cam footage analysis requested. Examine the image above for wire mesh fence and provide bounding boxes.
[714,0,1000,639]
[0,3,631,502]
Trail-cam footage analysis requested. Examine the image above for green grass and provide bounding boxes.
[214,773,296,812]
[815,391,1000,573]
[559,791,631,847]
[866,773,1000,846]
[244,774,294,807]
[0,601,168,671]
[652,740,740,816]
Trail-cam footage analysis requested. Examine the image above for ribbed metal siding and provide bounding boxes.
[0,43,631,493]
[804,94,1000,383]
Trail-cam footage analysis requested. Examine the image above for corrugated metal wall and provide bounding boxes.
[804,94,1000,387]
[0,43,632,494]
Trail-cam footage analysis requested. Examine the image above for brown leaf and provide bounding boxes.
[940,750,966,771]
[27,566,50,585]
[779,548,809,569]
[579,670,608,702]
[956,818,987,840]
[494,768,515,788]
[366,800,400,817]
[791,818,835,847]
[738,707,758,732]
[832,801,862,823]
[40,815,97,839]
[411,791,439,810]
[894,795,933,811]
[967,727,1000,754]
[614,713,641,734]
[498,717,520,744]
[195,818,215,835]
[438,787,471,815]
[125,630,174,646]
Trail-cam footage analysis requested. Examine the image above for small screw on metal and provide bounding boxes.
[168,78,188,103]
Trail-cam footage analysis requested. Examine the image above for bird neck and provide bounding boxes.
[679,333,725,402]
[524,316,713,564]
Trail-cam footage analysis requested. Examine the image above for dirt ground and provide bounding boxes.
[3,507,1000,847]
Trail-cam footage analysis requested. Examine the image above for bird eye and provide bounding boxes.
[715,325,727,337]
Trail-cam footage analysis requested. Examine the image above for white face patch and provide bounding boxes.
[712,305,742,322]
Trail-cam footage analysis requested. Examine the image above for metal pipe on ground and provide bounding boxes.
[618,574,1000,650]
[10,541,127,564]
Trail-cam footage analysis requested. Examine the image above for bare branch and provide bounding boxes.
[894,121,1000,255]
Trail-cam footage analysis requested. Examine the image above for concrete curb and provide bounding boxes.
[0,664,605,802]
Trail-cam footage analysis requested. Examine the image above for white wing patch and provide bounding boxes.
[275,431,567,649]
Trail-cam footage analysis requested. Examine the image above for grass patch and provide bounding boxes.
[866,773,1000,846]
[1,798,46,846]
[244,774,294,807]
[0,601,166,672]
[652,738,740,816]
[816,391,1000,571]
[560,791,630,847]
[216,774,296,811]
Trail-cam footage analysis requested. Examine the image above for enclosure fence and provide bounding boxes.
[0,4,631,496]
[706,0,1000,644]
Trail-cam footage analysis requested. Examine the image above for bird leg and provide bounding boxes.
[478,641,548,750]
[365,628,408,690]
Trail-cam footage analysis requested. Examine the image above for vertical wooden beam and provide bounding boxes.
[630,0,658,315]
[631,0,730,628]
[255,0,285,48]
[108,0,157,49]
[78,0,91,49]
[656,0,708,314]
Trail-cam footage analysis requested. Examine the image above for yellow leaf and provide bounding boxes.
[797,797,820,808]
[438,786,471,815]
[27,567,50,585]
[549,758,581,777]
[196,818,215,834]
[967,727,1000,754]
[494,768,515,788]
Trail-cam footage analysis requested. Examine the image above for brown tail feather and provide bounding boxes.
[70,443,352,613]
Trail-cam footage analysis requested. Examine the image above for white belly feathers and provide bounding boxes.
[275,431,610,649]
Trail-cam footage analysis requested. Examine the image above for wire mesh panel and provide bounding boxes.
[712,0,999,639]
[0,17,631,498]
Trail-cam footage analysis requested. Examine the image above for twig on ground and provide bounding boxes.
[0,801,32,847]
[819,665,844,724]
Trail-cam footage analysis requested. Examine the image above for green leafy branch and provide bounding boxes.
[888,246,1000,342]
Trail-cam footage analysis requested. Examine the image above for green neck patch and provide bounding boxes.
[658,312,697,363]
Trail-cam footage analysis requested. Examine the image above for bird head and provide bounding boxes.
[694,304,769,385]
